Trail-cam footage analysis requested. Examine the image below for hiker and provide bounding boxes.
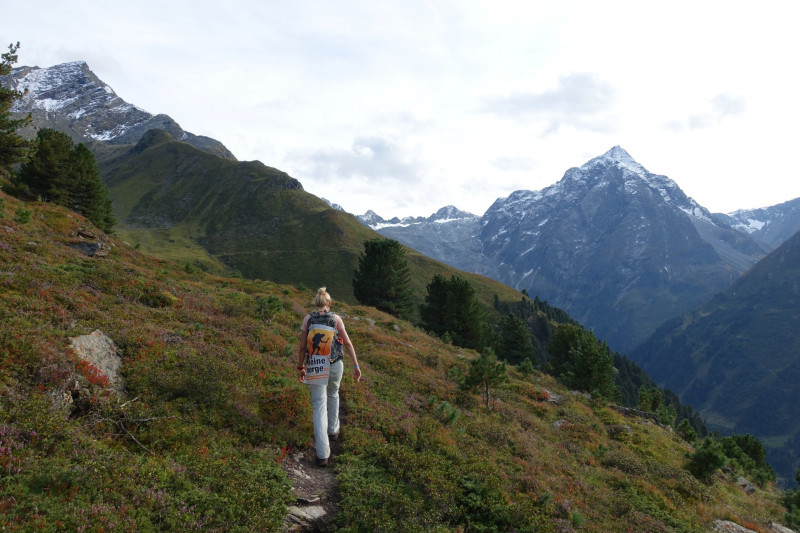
[297,287,362,466]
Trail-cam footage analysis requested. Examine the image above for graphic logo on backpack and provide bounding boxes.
[305,311,343,363]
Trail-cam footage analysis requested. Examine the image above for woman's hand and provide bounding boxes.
[297,366,306,384]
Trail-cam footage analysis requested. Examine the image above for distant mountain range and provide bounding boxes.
[715,197,800,250]
[360,147,800,352]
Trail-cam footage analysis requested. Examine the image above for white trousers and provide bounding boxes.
[309,359,344,460]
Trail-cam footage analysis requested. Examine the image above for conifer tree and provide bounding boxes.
[420,274,487,349]
[68,143,115,232]
[497,313,534,365]
[546,323,619,400]
[0,42,35,181]
[461,347,508,409]
[419,273,450,337]
[18,128,73,200]
[17,128,115,231]
[352,238,415,319]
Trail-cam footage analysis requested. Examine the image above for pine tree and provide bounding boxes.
[0,42,35,182]
[420,274,487,350]
[68,143,115,232]
[352,238,415,319]
[497,313,534,365]
[419,273,449,335]
[17,128,114,231]
[18,128,73,200]
[461,347,508,409]
[546,323,619,400]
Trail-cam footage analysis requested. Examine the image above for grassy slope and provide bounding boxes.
[0,193,790,532]
[97,131,524,316]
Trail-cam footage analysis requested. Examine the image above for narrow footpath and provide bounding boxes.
[281,402,348,531]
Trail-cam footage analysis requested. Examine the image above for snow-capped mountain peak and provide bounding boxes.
[589,145,649,175]
[357,206,476,230]
[10,62,140,126]
[3,61,235,159]
[429,205,478,223]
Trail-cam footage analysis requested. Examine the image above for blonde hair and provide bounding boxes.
[314,287,332,310]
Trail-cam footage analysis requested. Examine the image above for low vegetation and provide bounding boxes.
[0,192,793,531]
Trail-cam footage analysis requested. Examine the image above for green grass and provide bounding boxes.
[98,131,528,312]
[0,192,791,532]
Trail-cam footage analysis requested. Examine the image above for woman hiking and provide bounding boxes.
[296,287,362,466]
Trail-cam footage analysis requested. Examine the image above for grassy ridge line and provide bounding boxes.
[97,130,527,312]
[0,193,789,531]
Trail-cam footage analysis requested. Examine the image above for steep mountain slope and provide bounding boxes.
[715,197,800,251]
[0,192,790,532]
[365,147,768,352]
[632,229,800,484]
[3,61,234,159]
[99,129,525,311]
[99,128,370,301]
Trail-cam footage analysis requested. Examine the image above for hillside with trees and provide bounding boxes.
[0,191,795,531]
[0,43,35,183]
[633,228,800,486]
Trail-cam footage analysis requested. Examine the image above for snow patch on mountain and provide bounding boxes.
[582,145,649,175]
[358,205,477,230]
[4,61,235,159]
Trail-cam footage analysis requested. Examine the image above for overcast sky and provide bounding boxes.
[7,0,800,218]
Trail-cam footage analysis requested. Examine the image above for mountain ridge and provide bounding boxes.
[362,147,770,352]
[4,61,235,159]
[1,60,530,316]
[631,227,800,485]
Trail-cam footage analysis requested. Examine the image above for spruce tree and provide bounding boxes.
[352,238,415,319]
[0,42,35,182]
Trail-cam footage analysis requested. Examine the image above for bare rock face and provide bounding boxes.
[712,520,757,533]
[68,227,111,257]
[737,476,757,495]
[69,329,124,395]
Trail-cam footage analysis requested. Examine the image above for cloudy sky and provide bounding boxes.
[7,0,800,218]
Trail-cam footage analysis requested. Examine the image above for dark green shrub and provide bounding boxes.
[14,203,31,224]
[687,437,726,481]
[677,418,697,443]
[257,295,282,321]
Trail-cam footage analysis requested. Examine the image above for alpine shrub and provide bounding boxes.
[687,437,726,481]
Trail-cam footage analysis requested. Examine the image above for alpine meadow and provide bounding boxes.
[3,45,800,532]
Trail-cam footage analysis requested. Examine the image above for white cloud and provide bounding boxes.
[664,93,747,131]
[300,135,423,184]
[7,0,800,218]
[482,73,617,134]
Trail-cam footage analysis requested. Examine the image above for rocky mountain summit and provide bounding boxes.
[363,147,770,352]
[3,61,234,159]
[714,196,800,251]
